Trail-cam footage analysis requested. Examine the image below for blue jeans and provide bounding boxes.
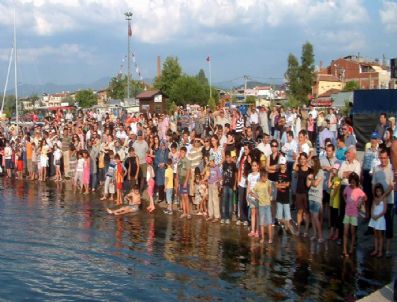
[221,186,234,219]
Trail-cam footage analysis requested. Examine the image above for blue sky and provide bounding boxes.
[0,0,396,88]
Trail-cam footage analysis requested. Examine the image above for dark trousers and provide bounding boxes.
[221,186,234,219]
[362,170,373,219]
[338,185,347,238]
[157,185,165,201]
[238,186,248,222]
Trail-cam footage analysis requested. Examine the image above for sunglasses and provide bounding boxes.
[271,145,278,147]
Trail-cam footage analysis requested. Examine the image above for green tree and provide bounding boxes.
[154,56,182,96]
[298,42,315,103]
[169,75,209,106]
[3,95,16,118]
[343,80,360,92]
[107,75,143,99]
[245,95,256,104]
[196,69,208,86]
[208,97,216,111]
[285,53,300,97]
[62,95,76,106]
[75,89,97,108]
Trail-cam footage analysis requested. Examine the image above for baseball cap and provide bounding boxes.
[370,131,379,140]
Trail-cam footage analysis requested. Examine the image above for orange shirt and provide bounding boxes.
[26,142,33,160]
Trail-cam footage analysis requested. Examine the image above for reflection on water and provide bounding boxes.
[0,179,393,301]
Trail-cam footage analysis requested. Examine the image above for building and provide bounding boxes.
[312,74,343,98]
[135,90,166,114]
[96,89,108,106]
[329,56,391,89]
[243,86,274,99]
[41,92,70,107]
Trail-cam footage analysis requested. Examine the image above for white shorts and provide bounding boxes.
[40,156,48,167]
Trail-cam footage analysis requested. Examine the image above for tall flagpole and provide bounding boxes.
[14,4,19,134]
[208,56,212,99]
[1,47,13,114]
[125,11,133,100]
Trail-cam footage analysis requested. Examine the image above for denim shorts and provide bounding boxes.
[309,200,322,214]
[179,184,189,195]
[259,206,272,226]
[166,188,173,204]
[276,202,291,221]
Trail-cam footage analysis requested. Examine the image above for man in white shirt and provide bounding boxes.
[372,149,394,257]
[297,129,311,156]
[116,125,127,141]
[256,133,272,157]
[309,105,318,120]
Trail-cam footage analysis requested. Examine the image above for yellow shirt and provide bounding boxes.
[253,180,271,206]
[98,153,105,169]
[330,176,341,209]
[165,167,174,189]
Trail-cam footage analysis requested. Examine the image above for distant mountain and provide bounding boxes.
[4,76,112,97]
[4,76,156,97]
[214,80,284,91]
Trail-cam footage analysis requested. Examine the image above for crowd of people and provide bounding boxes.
[0,104,396,258]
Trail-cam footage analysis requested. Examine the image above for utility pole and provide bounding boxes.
[125,11,133,100]
[243,75,250,100]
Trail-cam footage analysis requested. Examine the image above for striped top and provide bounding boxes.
[236,117,244,133]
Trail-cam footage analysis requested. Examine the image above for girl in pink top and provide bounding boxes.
[342,172,367,257]
[82,151,90,194]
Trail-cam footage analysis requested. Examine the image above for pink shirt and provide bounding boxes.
[343,186,366,217]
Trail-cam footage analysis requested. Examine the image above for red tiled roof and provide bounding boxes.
[318,88,342,98]
[136,90,160,99]
[317,74,340,82]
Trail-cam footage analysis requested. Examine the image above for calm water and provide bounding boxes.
[0,179,394,301]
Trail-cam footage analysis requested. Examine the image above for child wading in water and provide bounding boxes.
[252,168,273,244]
[164,158,174,215]
[275,156,294,234]
[107,185,141,215]
[115,154,127,205]
[328,163,341,240]
[146,156,156,213]
[342,172,367,257]
[369,183,387,257]
[247,160,261,238]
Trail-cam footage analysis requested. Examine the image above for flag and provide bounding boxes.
[128,23,132,37]
[206,56,210,62]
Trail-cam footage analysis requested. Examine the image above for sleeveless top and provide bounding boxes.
[296,167,310,194]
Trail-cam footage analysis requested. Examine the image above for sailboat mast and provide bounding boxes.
[1,47,13,114]
[14,5,18,133]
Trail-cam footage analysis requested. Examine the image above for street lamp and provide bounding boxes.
[125,11,133,100]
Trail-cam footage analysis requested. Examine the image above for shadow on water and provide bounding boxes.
[0,179,394,301]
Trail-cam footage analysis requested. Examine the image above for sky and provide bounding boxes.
[0,0,396,88]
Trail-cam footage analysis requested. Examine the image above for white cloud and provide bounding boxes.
[323,30,366,51]
[380,1,397,33]
[0,44,95,63]
[0,0,370,43]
